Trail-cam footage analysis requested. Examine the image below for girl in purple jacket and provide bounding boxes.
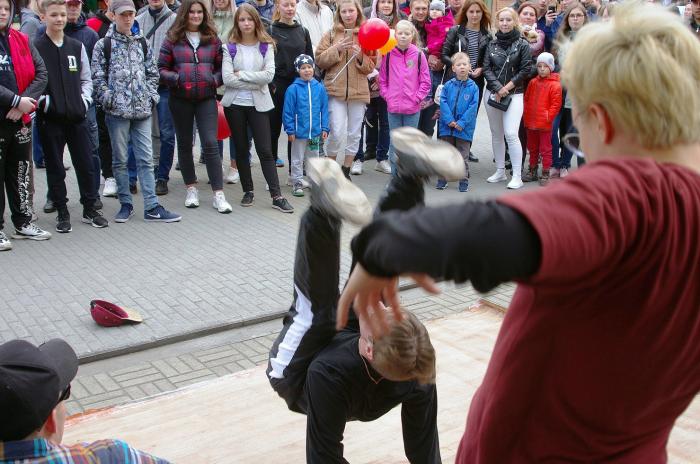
[378,20,431,176]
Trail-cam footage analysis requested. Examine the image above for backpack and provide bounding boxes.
[103,36,148,83]
[227,42,269,61]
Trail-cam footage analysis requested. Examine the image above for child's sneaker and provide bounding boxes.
[292,182,305,197]
[306,158,372,226]
[539,170,551,187]
[435,179,448,190]
[12,223,51,241]
[144,205,181,222]
[522,166,538,182]
[458,179,469,192]
[391,127,466,181]
[560,167,569,178]
[0,231,12,251]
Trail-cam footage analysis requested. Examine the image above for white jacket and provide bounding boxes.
[294,0,333,51]
[221,42,275,112]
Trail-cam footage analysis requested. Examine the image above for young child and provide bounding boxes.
[283,54,329,197]
[438,52,479,192]
[424,0,454,61]
[35,0,107,233]
[379,19,431,176]
[522,52,562,186]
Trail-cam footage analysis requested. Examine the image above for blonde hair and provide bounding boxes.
[561,2,700,149]
[372,311,436,385]
[40,0,65,11]
[396,19,420,45]
[495,7,521,31]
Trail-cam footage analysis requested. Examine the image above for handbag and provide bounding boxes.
[487,92,512,111]
[434,67,447,104]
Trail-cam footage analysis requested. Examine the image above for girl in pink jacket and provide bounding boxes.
[379,20,431,175]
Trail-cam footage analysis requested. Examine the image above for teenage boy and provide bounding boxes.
[35,0,107,232]
[0,338,171,463]
[267,145,466,462]
[136,0,175,195]
[92,0,181,223]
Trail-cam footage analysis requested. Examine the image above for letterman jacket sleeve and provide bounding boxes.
[79,44,93,107]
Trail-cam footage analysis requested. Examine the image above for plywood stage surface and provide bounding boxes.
[64,305,700,463]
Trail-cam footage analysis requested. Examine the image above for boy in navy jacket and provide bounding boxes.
[283,54,329,197]
[35,0,107,232]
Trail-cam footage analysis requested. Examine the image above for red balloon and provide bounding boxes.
[217,102,231,141]
[358,18,390,50]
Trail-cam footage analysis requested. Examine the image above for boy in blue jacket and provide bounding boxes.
[283,54,329,197]
[438,52,479,192]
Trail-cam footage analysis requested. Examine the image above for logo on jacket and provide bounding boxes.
[68,55,78,72]
[406,59,415,68]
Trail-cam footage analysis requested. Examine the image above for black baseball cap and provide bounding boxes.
[0,339,78,441]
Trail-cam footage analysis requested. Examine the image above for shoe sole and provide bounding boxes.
[225,179,239,184]
[102,192,118,198]
[214,203,233,214]
[144,217,181,222]
[436,186,447,190]
[114,211,135,223]
[81,218,109,228]
[272,205,295,213]
[292,192,305,197]
[0,244,11,251]
[487,176,508,183]
[306,158,372,226]
[156,190,168,196]
[185,203,200,208]
[12,233,51,241]
[390,127,466,181]
[55,225,72,233]
[43,207,56,213]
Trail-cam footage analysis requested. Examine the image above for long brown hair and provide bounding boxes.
[332,0,365,30]
[168,0,218,43]
[557,2,588,38]
[455,0,491,31]
[228,3,276,44]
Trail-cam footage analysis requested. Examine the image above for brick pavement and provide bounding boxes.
[65,281,516,416]
[0,111,540,360]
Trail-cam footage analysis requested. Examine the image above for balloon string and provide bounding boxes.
[329,53,359,84]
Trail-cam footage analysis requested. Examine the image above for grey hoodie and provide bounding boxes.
[91,26,160,120]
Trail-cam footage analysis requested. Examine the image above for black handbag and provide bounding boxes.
[487,93,512,111]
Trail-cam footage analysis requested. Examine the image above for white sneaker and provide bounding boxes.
[487,169,508,183]
[185,186,200,208]
[265,183,269,191]
[12,223,51,241]
[307,158,372,226]
[351,160,363,175]
[0,231,11,251]
[375,160,392,174]
[103,177,117,197]
[213,191,232,214]
[507,175,524,189]
[300,178,310,189]
[560,167,569,178]
[225,168,239,184]
[390,127,466,180]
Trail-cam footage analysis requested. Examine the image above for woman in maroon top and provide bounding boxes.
[159,0,231,213]
[336,3,700,462]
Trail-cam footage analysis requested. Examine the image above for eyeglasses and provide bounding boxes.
[59,384,71,402]
[562,133,585,159]
[569,13,585,18]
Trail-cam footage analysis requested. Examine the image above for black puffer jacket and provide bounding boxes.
[441,25,491,67]
[483,30,531,94]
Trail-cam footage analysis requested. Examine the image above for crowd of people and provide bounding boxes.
[1,0,699,251]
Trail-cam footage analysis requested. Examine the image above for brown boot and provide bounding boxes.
[539,170,550,186]
[522,165,538,182]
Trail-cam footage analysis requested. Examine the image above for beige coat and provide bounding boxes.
[315,25,377,103]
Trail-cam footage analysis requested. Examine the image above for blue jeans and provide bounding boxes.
[127,144,137,185]
[105,115,158,210]
[387,111,421,176]
[32,122,44,166]
[156,87,176,181]
[86,103,101,194]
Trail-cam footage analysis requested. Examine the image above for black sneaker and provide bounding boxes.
[94,197,103,210]
[468,151,479,162]
[82,208,109,228]
[241,191,254,207]
[272,197,294,213]
[155,179,168,196]
[129,183,138,194]
[56,208,72,233]
[43,199,56,214]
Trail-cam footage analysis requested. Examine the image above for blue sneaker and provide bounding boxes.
[436,179,448,190]
[144,205,181,223]
[114,203,134,223]
[458,179,469,192]
[275,158,285,168]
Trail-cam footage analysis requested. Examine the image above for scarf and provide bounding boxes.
[494,28,520,48]
[8,29,35,124]
[376,12,396,26]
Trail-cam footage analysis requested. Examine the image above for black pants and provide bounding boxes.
[37,117,97,210]
[224,104,281,198]
[0,121,33,230]
[169,96,223,191]
[267,174,426,410]
[96,106,113,179]
[270,79,293,166]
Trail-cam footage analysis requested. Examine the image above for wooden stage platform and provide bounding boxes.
[64,304,700,463]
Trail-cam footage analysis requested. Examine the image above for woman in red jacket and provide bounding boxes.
[159,0,231,213]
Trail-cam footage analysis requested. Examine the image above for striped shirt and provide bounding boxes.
[465,29,480,69]
[0,438,171,463]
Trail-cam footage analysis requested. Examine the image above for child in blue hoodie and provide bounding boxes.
[283,54,329,197]
[438,52,479,192]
